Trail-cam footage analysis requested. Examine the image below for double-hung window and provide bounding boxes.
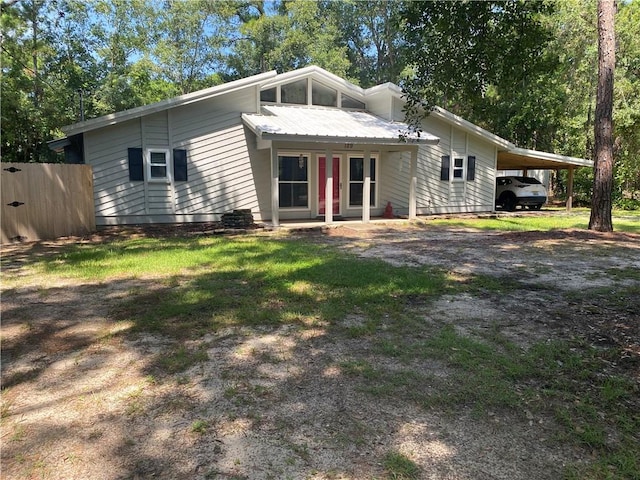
[440,154,476,182]
[147,149,171,182]
[348,156,376,207]
[278,155,308,208]
[452,156,465,180]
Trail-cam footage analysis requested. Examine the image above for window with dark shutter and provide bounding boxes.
[440,155,450,181]
[467,156,476,181]
[173,149,188,181]
[128,148,144,181]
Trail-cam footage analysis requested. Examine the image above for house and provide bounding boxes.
[50,66,591,226]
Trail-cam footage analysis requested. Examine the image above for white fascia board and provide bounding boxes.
[257,132,437,145]
[509,147,592,167]
[62,70,277,136]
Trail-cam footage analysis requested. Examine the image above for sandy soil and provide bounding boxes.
[1,221,639,479]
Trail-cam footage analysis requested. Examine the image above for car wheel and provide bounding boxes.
[503,194,517,212]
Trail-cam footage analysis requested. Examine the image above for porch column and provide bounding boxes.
[566,166,574,212]
[409,148,418,219]
[324,148,334,224]
[362,148,371,223]
[271,145,279,227]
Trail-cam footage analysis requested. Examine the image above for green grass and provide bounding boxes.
[426,210,640,233]
[36,236,448,339]
[6,219,639,479]
[383,451,421,480]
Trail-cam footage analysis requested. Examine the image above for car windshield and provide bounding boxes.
[514,176,542,185]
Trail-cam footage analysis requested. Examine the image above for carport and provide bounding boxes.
[497,147,593,210]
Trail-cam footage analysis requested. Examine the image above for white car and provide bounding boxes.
[495,176,547,211]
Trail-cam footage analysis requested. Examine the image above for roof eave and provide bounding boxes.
[258,132,437,146]
[506,147,592,168]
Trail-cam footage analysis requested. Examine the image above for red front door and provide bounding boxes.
[318,157,340,215]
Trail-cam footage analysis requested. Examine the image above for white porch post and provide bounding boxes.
[362,148,371,223]
[324,149,334,224]
[271,145,279,227]
[409,148,418,220]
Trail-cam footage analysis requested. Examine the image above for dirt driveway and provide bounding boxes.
[1,222,639,479]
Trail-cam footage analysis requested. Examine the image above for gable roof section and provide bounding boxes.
[60,70,277,137]
[242,105,439,145]
[261,65,366,98]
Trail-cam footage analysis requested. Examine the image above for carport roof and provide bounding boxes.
[242,105,440,145]
[498,147,592,170]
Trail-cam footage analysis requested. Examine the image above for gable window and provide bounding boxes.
[341,93,365,110]
[260,87,277,103]
[281,79,307,105]
[147,149,170,182]
[279,155,308,208]
[348,156,376,207]
[312,80,337,107]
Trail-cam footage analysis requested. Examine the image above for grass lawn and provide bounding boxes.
[2,212,638,479]
[427,208,640,233]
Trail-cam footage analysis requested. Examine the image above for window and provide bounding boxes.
[260,87,277,102]
[348,157,376,207]
[341,93,365,109]
[279,155,308,208]
[312,80,337,107]
[441,154,476,182]
[281,79,307,105]
[453,156,464,179]
[147,149,170,181]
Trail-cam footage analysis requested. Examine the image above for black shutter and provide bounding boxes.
[467,156,476,181]
[440,155,450,181]
[173,149,188,181]
[128,148,144,181]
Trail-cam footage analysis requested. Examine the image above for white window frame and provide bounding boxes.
[347,155,378,208]
[278,153,310,210]
[146,148,171,183]
[451,153,465,182]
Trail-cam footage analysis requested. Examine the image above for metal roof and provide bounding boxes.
[242,105,439,145]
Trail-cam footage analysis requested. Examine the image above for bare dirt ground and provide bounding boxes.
[1,220,639,480]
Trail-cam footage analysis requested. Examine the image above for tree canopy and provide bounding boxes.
[1,0,638,208]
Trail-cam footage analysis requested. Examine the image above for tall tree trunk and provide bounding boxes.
[589,0,615,232]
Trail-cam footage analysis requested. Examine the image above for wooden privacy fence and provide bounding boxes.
[1,163,95,243]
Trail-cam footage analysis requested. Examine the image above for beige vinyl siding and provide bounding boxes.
[379,151,410,213]
[415,115,452,211]
[452,128,466,153]
[143,112,169,146]
[85,85,265,224]
[172,89,262,218]
[412,115,497,214]
[147,183,173,214]
[465,136,498,209]
[85,120,146,217]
